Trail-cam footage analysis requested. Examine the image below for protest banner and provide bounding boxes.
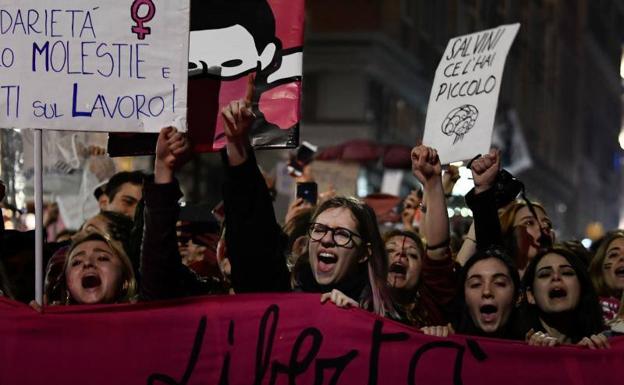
[0,0,189,133]
[423,24,520,164]
[0,294,621,385]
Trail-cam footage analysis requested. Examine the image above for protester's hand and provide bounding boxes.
[180,240,207,266]
[526,329,558,347]
[223,75,256,166]
[470,149,500,194]
[28,300,43,313]
[87,155,116,182]
[401,190,421,232]
[285,198,313,225]
[411,145,442,184]
[155,126,190,184]
[442,165,460,196]
[320,289,359,308]
[222,75,255,144]
[577,333,610,349]
[421,324,454,337]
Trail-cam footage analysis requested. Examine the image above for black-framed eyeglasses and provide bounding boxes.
[308,222,361,247]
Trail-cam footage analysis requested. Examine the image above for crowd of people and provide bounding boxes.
[1,88,623,350]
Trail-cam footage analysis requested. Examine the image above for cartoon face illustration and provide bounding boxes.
[189,25,277,79]
[189,0,281,80]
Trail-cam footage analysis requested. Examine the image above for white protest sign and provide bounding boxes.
[423,23,520,164]
[0,0,189,133]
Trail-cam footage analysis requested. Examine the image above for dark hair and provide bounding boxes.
[104,171,145,202]
[523,246,604,342]
[452,248,523,339]
[283,206,314,268]
[86,211,134,254]
[190,0,278,54]
[295,196,395,316]
[589,230,624,298]
[382,229,425,256]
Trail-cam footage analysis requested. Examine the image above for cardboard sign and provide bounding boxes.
[0,294,622,385]
[0,0,189,132]
[423,24,520,164]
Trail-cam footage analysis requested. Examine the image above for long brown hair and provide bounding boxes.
[295,196,395,316]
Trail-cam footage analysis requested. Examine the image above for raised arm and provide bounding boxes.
[411,145,449,260]
[141,127,216,300]
[411,145,456,320]
[464,149,503,251]
[220,77,291,293]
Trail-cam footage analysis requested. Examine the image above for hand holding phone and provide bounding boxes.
[296,182,318,205]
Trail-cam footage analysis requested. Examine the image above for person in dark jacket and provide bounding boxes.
[140,126,228,300]
[219,80,395,315]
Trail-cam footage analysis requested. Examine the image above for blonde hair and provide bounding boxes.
[589,230,624,298]
[498,199,547,235]
[63,230,137,304]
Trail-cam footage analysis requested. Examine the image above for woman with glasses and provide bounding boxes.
[219,92,395,315]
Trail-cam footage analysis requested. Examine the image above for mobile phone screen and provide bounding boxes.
[296,182,318,205]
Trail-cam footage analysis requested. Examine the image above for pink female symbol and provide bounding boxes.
[131,0,156,40]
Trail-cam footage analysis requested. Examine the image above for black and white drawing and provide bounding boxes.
[441,104,479,144]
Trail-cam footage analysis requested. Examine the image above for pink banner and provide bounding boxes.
[0,293,621,384]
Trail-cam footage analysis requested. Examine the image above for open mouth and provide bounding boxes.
[479,304,498,323]
[389,263,407,275]
[317,252,337,273]
[480,304,497,314]
[615,266,624,278]
[81,275,102,289]
[549,287,567,299]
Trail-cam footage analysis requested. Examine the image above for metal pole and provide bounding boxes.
[34,129,43,306]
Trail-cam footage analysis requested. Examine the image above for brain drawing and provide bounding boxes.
[441,104,479,144]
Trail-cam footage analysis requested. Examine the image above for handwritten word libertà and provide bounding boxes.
[435,27,506,102]
[0,4,182,123]
[147,304,489,385]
